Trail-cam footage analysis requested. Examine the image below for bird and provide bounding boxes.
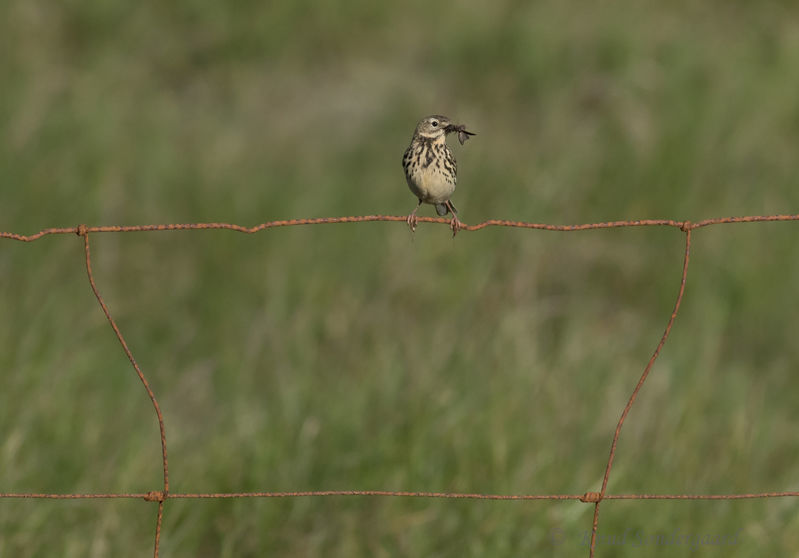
[402,115,475,236]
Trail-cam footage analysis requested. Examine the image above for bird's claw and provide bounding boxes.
[407,213,418,233]
[450,215,462,237]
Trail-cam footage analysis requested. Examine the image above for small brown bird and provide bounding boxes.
[402,115,475,235]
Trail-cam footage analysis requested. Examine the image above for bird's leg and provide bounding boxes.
[445,200,462,237]
[407,199,422,232]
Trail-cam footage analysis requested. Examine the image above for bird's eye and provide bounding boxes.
[431,120,439,127]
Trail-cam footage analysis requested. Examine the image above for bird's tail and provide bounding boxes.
[435,202,457,216]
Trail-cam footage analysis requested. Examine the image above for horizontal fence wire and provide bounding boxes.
[2,213,799,557]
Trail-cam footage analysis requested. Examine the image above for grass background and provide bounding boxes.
[2,1,799,556]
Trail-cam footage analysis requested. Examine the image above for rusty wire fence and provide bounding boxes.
[2,213,799,557]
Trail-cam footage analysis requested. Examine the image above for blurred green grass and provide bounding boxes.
[2,1,799,556]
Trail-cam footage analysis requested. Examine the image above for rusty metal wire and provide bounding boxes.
[2,213,799,558]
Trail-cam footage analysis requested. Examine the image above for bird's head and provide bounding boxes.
[413,115,453,140]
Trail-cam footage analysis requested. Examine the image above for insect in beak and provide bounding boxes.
[446,123,476,145]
